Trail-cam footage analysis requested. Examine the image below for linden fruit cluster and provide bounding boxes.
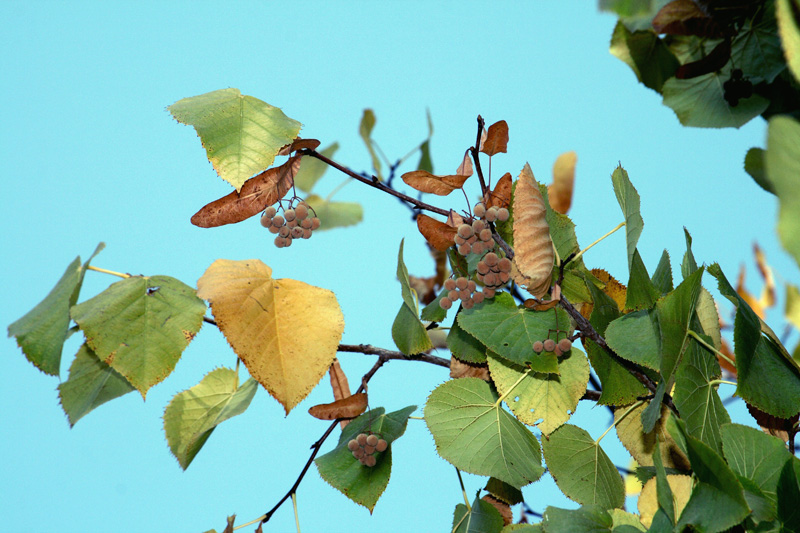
[532,338,573,356]
[347,433,389,468]
[261,201,321,248]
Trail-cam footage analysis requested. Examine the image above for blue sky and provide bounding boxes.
[2,2,794,532]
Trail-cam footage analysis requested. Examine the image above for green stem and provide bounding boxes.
[233,515,266,531]
[495,368,533,408]
[408,416,425,420]
[455,468,471,510]
[571,222,625,264]
[292,492,301,533]
[595,400,644,445]
[87,265,130,278]
[709,379,737,387]
[688,330,736,369]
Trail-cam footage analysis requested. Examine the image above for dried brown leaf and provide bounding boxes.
[746,401,798,443]
[753,243,776,310]
[277,138,321,156]
[308,392,368,420]
[484,172,512,209]
[447,209,466,228]
[191,155,302,228]
[456,149,474,177]
[329,359,352,429]
[548,151,576,215]
[450,356,490,381]
[736,264,766,319]
[222,515,236,533]
[402,170,469,196]
[511,163,554,299]
[480,120,509,156]
[718,338,737,376]
[652,0,724,38]
[482,494,512,526]
[417,214,458,251]
[409,274,437,305]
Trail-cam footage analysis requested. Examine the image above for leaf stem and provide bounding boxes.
[687,330,736,369]
[232,515,266,531]
[709,379,737,387]
[455,467,471,510]
[291,492,301,533]
[571,221,625,264]
[86,265,130,278]
[495,368,533,408]
[595,400,643,445]
[469,115,489,198]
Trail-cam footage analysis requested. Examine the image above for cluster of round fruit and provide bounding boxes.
[440,276,484,310]
[533,338,572,356]
[473,202,509,223]
[347,433,388,467]
[453,203,510,258]
[260,201,321,248]
[477,252,512,293]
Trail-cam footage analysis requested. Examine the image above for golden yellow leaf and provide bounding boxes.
[591,268,628,311]
[401,170,469,196]
[196,259,344,414]
[736,264,766,319]
[480,120,509,156]
[511,163,554,298]
[416,213,457,251]
[308,392,368,421]
[638,474,692,528]
[548,151,576,215]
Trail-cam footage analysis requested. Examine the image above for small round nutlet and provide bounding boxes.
[302,228,312,239]
[363,445,376,455]
[284,209,296,222]
[264,206,277,219]
[260,213,273,228]
[484,252,499,267]
[268,224,280,234]
[347,439,359,451]
[477,261,490,275]
[558,339,573,352]
[458,243,471,256]
[483,288,496,299]
[356,433,368,446]
[462,299,474,309]
[470,242,485,255]
[467,280,477,292]
[533,341,544,353]
[457,224,474,239]
[472,219,486,233]
[543,339,556,352]
[473,202,486,218]
[363,455,377,467]
[448,290,459,302]
[497,207,510,222]
[287,218,298,229]
[311,217,321,230]
[300,218,313,229]
[554,345,563,357]
[294,203,308,219]
[352,448,366,459]
[274,236,285,248]
[454,234,466,246]
[272,215,285,228]
[459,290,471,302]
[444,278,457,291]
[279,226,291,238]
[498,271,511,284]
[283,236,293,247]
[479,228,493,242]
[376,439,388,452]
[498,257,512,272]
[291,226,304,239]
[485,207,498,222]
[439,297,453,310]
[473,291,485,305]
[455,277,468,290]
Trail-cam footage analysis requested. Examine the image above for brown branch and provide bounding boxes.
[298,148,449,217]
[469,115,489,197]
[338,343,450,368]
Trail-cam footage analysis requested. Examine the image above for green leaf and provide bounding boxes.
[58,343,136,426]
[168,89,302,191]
[359,108,382,180]
[777,0,800,83]
[695,287,722,350]
[447,308,487,364]
[611,165,643,270]
[487,347,589,435]
[662,72,769,128]
[417,140,433,174]
[680,228,697,280]
[615,401,689,470]
[294,142,338,193]
[640,380,666,433]
[485,478,524,505]
[608,509,647,531]
[424,378,544,488]
[653,441,676,525]
[675,421,751,533]
[163,368,257,470]
[776,456,800,531]
[70,275,206,397]
[453,495,504,533]
[8,243,104,375]
[542,505,613,533]
[730,1,785,84]
[420,289,448,323]
[542,424,625,509]
[745,147,774,194]
[650,249,673,295]
[605,309,661,371]
[766,115,800,269]
[609,23,679,92]
[625,249,660,311]
[501,524,542,533]
[457,292,566,373]
[391,240,432,355]
[656,267,703,380]
[315,406,415,511]
[304,194,363,231]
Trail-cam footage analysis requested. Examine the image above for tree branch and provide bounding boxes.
[338,343,450,368]
[469,115,489,196]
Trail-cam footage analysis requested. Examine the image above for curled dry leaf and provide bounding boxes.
[651,0,723,38]
[417,214,457,251]
[447,209,466,228]
[746,401,798,443]
[456,149,473,177]
[480,120,509,156]
[483,172,512,209]
[409,274,437,305]
[482,494,512,526]
[401,170,469,196]
[449,356,490,381]
[308,392,368,421]
[548,151,576,215]
[329,359,352,428]
[511,163,554,299]
[277,137,321,156]
[191,155,302,228]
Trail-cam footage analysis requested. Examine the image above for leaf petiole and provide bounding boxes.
[292,492,301,533]
[571,221,626,264]
[495,368,533,408]
[232,515,265,531]
[455,467,471,510]
[687,330,736,369]
[595,399,644,445]
[86,265,130,279]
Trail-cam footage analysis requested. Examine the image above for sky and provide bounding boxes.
[1,2,795,533]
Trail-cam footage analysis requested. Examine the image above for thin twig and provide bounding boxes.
[338,344,450,369]
[469,116,489,197]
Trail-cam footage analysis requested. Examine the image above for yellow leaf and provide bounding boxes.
[753,243,776,310]
[196,259,344,414]
[548,151,577,215]
[638,474,692,528]
[511,163,554,298]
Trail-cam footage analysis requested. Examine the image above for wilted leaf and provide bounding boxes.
[485,172,513,209]
[163,368,257,469]
[329,359,352,428]
[71,275,206,397]
[652,0,723,37]
[359,109,382,180]
[168,88,302,191]
[591,269,628,312]
[196,259,344,413]
[401,170,469,196]
[416,214,457,251]
[481,120,509,156]
[548,152,577,215]
[638,474,692,528]
[614,401,690,470]
[191,155,302,228]
[450,356,490,381]
[512,163,554,299]
[746,402,798,443]
[277,137,320,156]
[304,194,363,230]
[456,149,473,177]
[294,142,338,193]
[482,495,513,527]
[737,263,766,319]
[308,392,368,420]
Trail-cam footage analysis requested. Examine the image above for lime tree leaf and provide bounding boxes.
[197,259,344,414]
[777,0,800,83]
[168,89,301,191]
[542,505,613,533]
[609,509,646,531]
[58,343,136,426]
[8,243,104,376]
[611,165,643,270]
[745,147,774,194]
[71,274,205,398]
[662,72,769,128]
[163,368,256,470]
[609,23,679,92]
[730,1,785,84]
[486,478,524,505]
[391,239,433,355]
[777,456,800,531]
[787,283,800,331]
[487,347,589,435]
[359,109,382,180]
[420,289,448,323]
[625,249,660,311]
[294,142,338,193]
[447,308,488,364]
[542,424,625,509]
[695,287,722,349]
[304,194,363,231]
[315,406,415,512]
[681,228,698,279]
[424,378,544,488]
[675,423,750,532]
[651,249,673,294]
[637,471,693,529]
[605,309,661,371]
[453,495,504,533]
[614,401,689,470]
[656,267,703,381]
[457,292,566,373]
[766,115,800,269]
